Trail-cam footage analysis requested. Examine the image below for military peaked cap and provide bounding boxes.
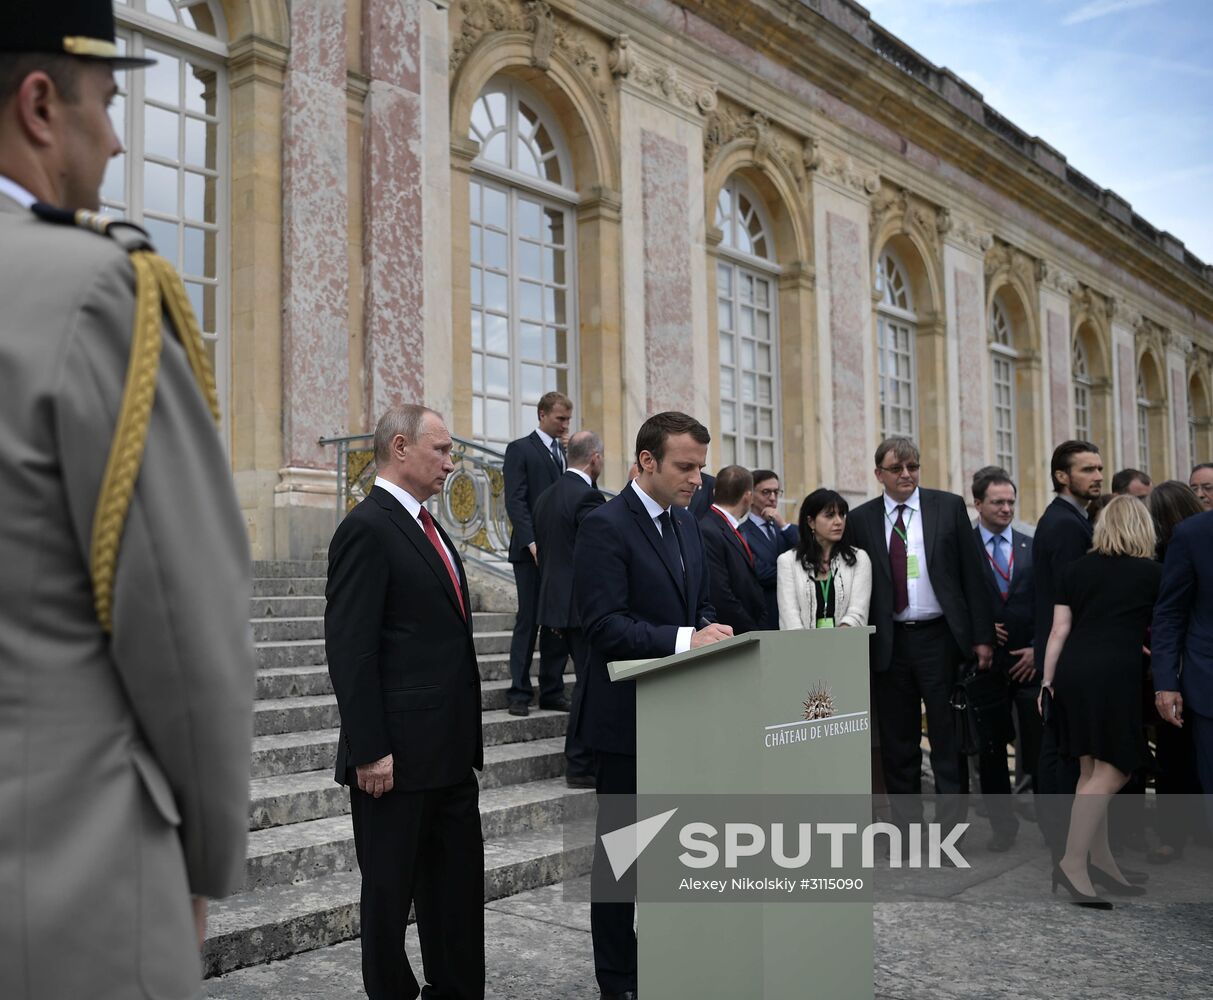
[0,0,155,68]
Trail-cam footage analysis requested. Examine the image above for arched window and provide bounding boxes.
[1190,388,1198,467]
[989,300,1017,476]
[1072,336,1092,443]
[1136,368,1151,471]
[110,0,229,426]
[1190,373,1209,464]
[876,250,917,439]
[715,178,780,467]
[467,78,577,447]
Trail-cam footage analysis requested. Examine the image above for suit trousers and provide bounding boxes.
[874,618,965,829]
[564,628,594,778]
[349,772,485,1000]
[1035,715,1080,863]
[1189,710,1213,832]
[509,558,569,705]
[973,679,1042,837]
[591,750,638,995]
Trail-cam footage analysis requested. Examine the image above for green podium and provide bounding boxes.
[608,627,875,999]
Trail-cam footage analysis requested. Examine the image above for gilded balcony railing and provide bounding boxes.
[319,432,514,578]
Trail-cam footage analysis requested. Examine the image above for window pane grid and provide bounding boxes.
[877,251,916,439]
[1137,370,1151,471]
[718,258,777,470]
[1072,336,1092,442]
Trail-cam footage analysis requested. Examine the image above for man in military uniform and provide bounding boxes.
[0,4,255,998]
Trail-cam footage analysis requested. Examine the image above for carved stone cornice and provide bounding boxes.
[611,34,717,118]
[803,139,881,198]
[984,240,1038,292]
[1070,284,1116,330]
[1038,260,1078,296]
[939,211,992,253]
[450,0,610,119]
[703,96,809,182]
[869,184,946,261]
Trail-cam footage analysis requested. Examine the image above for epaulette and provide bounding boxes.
[30,202,155,253]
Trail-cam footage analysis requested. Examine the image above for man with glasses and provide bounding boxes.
[1190,463,1213,511]
[739,469,799,628]
[970,466,1039,851]
[847,438,993,834]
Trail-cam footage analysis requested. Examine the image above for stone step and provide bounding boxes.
[251,618,517,653]
[250,723,567,783]
[254,667,574,709]
[242,778,593,891]
[255,640,326,670]
[204,825,594,978]
[253,559,329,578]
[249,595,327,618]
[254,695,343,737]
[248,728,572,829]
[252,576,326,597]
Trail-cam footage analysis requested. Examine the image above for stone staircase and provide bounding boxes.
[203,560,593,979]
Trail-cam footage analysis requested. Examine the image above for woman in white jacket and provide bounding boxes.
[777,489,872,629]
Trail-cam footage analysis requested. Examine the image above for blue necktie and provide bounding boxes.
[657,511,685,581]
[550,438,563,472]
[991,535,1011,598]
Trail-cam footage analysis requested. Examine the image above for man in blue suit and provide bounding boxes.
[1152,508,1213,803]
[739,468,799,628]
[573,411,731,1000]
[503,391,573,716]
[970,467,1038,851]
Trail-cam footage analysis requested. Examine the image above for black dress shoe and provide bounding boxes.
[987,830,1016,853]
[540,696,572,712]
[1117,865,1149,885]
[566,773,596,789]
[1089,864,1147,896]
[507,702,529,717]
[601,992,638,1000]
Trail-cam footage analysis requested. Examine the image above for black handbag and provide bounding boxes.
[951,664,1013,756]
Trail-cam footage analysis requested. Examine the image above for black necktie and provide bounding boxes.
[550,438,563,472]
[657,511,685,581]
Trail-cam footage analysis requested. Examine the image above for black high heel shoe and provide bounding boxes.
[1089,864,1147,897]
[1051,864,1113,909]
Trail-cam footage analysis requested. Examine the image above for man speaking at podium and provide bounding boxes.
[573,411,732,1000]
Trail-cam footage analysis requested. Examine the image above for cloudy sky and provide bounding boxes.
[861,0,1213,263]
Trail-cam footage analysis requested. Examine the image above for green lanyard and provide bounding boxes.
[885,506,914,545]
[816,569,834,609]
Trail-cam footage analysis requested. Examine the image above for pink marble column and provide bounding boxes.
[1047,311,1069,442]
[362,0,424,418]
[826,212,868,495]
[1173,368,1189,473]
[642,129,695,415]
[282,0,349,466]
[955,270,984,478]
[1118,342,1137,466]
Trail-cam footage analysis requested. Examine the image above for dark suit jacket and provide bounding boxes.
[846,488,994,673]
[1031,495,1093,665]
[738,515,799,627]
[573,485,715,755]
[533,470,606,629]
[973,525,1035,673]
[325,486,482,789]
[700,508,766,634]
[688,472,716,520]
[504,430,562,562]
[1151,509,1213,716]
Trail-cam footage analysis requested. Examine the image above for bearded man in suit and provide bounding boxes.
[326,405,484,1000]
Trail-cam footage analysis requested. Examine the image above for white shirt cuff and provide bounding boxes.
[675,626,693,655]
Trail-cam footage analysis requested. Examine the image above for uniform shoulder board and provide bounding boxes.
[31,202,155,253]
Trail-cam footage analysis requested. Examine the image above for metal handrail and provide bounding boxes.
[319,432,517,579]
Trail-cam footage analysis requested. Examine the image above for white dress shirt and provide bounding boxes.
[710,504,740,530]
[374,476,460,581]
[978,523,1014,587]
[630,480,693,654]
[882,488,943,621]
[0,175,37,209]
[568,467,592,487]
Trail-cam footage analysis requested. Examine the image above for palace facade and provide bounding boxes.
[112,0,1213,558]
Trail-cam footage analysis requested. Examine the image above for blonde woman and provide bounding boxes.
[777,489,872,630]
[1040,494,1162,908]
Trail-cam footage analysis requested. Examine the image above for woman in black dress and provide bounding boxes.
[1040,495,1162,906]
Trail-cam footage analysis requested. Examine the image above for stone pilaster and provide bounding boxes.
[809,144,880,503]
[1167,335,1191,475]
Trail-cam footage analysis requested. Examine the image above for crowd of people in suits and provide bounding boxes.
[321,389,1213,998]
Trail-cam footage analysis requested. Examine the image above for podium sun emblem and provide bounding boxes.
[802,682,835,721]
